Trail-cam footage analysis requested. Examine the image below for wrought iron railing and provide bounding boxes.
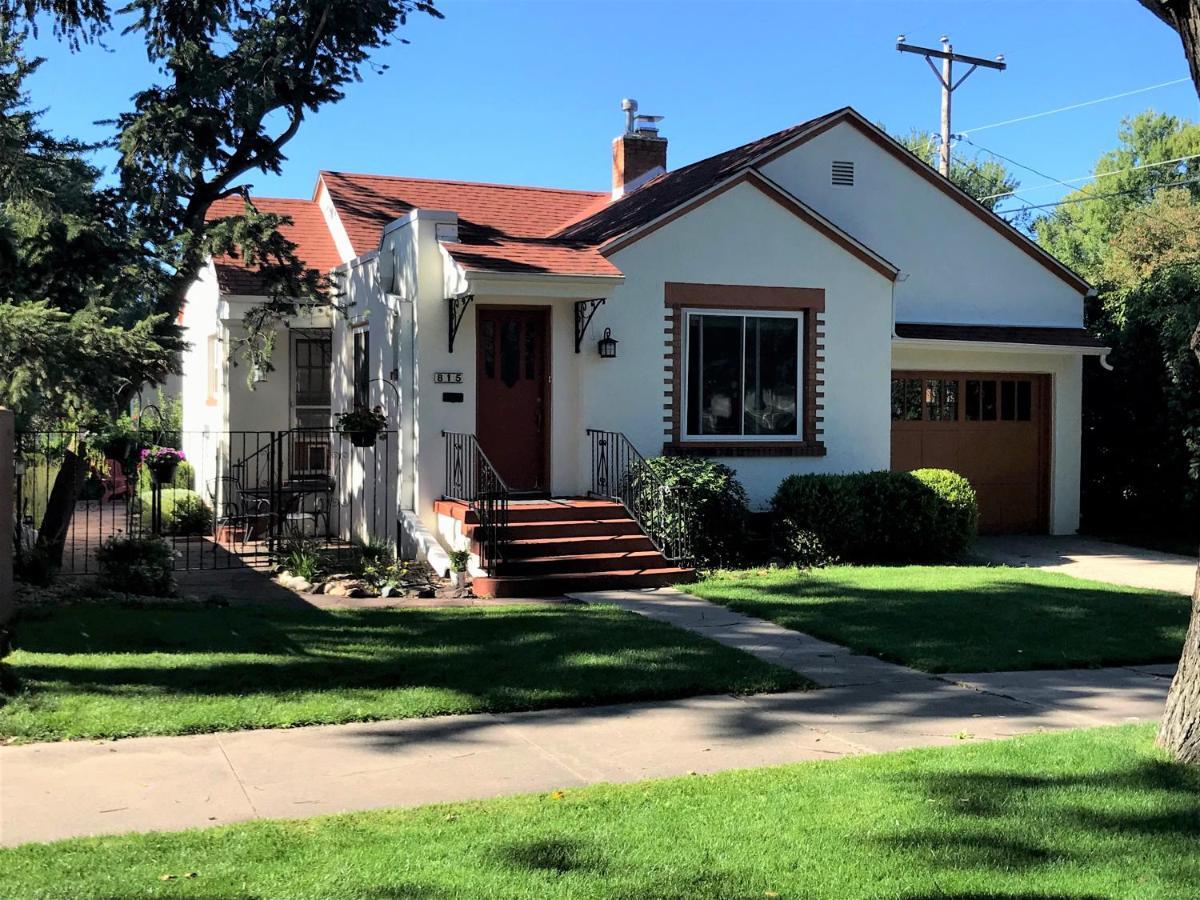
[585,428,693,564]
[442,431,510,575]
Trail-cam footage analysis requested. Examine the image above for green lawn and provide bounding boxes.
[0,603,806,743]
[690,565,1190,673]
[2,725,1196,898]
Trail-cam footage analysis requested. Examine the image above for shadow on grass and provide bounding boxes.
[1,604,807,739]
[695,569,1188,672]
[877,755,1200,896]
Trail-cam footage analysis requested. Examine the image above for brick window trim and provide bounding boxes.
[662,282,827,456]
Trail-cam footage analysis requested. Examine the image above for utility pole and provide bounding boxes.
[896,35,1006,176]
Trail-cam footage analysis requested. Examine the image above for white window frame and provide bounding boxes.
[680,307,804,442]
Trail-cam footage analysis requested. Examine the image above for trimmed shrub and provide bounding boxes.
[910,468,979,556]
[633,457,750,568]
[95,534,175,596]
[136,488,214,536]
[772,468,977,563]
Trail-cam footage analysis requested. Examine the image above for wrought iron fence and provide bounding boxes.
[585,428,693,564]
[12,427,398,576]
[442,431,510,575]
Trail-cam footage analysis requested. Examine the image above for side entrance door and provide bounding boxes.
[476,307,550,493]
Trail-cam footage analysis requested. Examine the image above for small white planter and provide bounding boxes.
[449,571,469,589]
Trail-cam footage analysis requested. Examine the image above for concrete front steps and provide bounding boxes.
[434,498,695,598]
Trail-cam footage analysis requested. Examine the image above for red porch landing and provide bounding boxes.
[433,498,695,598]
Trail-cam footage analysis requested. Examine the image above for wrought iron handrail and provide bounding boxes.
[585,428,693,564]
[442,431,510,575]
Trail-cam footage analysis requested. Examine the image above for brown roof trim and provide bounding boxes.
[603,170,898,281]
[894,323,1106,349]
[761,109,1091,295]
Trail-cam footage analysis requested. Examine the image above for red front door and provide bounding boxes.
[476,307,550,492]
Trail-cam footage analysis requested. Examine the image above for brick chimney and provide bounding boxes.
[612,98,667,198]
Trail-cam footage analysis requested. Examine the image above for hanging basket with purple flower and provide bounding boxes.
[141,447,186,485]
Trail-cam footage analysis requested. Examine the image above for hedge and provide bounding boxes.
[771,468,978,564]
[135,488,214,536]
[632,457,750,568]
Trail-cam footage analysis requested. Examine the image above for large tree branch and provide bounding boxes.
[1139,1,1200,100]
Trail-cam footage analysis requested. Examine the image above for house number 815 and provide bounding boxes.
[434,372,463,384]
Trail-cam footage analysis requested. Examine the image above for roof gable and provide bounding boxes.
[555,107,1089,294]
[604,169,898,281]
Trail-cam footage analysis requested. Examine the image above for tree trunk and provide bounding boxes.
[35,449,89,567]
[1156,319,1200,760]
[1158,566,1200,759]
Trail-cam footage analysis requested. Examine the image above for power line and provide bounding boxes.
[958,77,1192,135]
[996,175,1200,216]
[980,151,1200,201]
[954,135,1078,198]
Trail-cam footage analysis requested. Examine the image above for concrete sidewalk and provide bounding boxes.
[975,534,1196,596]
[0,665,1169,847]
[0,588,1173,847]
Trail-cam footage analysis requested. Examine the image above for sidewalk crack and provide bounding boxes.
[214,735,260,819]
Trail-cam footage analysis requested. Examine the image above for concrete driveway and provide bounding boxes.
[975,535,1196,596]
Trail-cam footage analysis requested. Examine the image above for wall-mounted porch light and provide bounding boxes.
[598,328,619,359]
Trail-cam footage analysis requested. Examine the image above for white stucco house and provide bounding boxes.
[179,104,1105,594]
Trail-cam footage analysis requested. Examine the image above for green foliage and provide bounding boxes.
[355,539,409,590]
[135,488,212,535]
[909,468,979,556]
[1036,111,1200,282]
[448,549,471,573]
[892,128,1021,213]
[94,534,174,595]
[0,21,172,425]
[280,533,325,583]
[772,469,977,564]
[1032,112,1200,539]
[633,457,750,568]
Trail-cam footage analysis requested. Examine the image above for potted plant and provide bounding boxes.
[141,446,186,486]
[336,406,387,448]
[448,549,471,589]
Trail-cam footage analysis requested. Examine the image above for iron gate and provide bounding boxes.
[13,428,398,575]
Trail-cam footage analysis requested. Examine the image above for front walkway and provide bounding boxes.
[0,589,1172,847]
[975,534,1196,596]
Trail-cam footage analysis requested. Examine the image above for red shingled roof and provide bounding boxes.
[319,172,618,277]
[206,196,343,295]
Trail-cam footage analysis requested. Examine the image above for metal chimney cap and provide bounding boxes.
[621,98,638,112]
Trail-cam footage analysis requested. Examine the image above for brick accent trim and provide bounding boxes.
[663,282,827,456]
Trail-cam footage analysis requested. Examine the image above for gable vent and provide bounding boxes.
[831,160,855,186]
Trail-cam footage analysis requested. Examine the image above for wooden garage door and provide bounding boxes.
[890,371,1051,534]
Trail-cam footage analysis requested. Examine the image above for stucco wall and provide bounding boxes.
[589,179,896,508]
[890,343,1082,534]
[761,121,1086,328]
[331,252,401,544]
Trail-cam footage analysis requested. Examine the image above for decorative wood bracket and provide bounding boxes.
[574,298,606,354]
[447,293,474,353]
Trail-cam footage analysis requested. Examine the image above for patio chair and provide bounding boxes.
[99,459,130,504]
[206,476,273,543]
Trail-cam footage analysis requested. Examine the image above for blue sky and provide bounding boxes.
[23,0,1200,212]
